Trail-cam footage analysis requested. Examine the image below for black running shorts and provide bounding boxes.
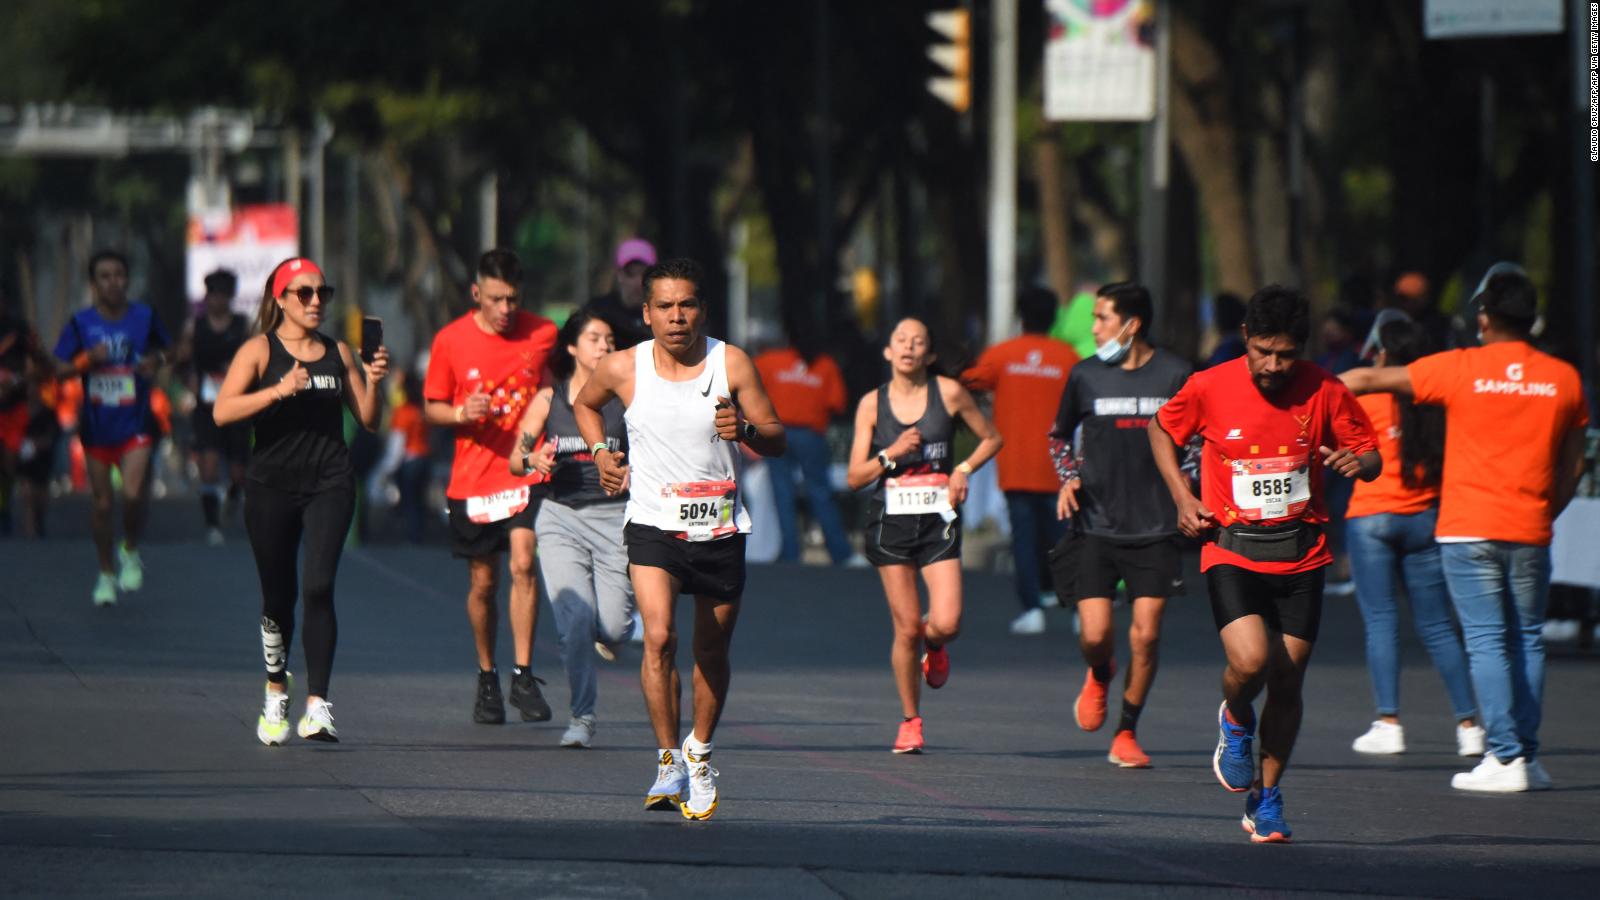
[862,501,963,568]
[192,403,252,462]
[1205,564,1325,642]
[624,522,747,601]
[447,489,541,559]
[1074,535,1184,602]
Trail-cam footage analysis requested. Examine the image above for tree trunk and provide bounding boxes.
[1034,129,1074,303]
[1169,9,1257,297]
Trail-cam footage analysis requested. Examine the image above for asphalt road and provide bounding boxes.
[2,497,1597,899]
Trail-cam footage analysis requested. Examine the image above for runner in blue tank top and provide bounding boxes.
[51,251,171,607]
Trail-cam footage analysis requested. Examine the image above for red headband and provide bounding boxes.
[271,258,324,298]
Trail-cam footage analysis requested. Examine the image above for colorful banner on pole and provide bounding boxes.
[186,204,299,318]
[1424,0,1563,39]
[1043,0,1156,122]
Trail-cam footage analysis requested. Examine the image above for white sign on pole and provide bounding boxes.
[186,204,299,319]
[1424,0,1564,39]
[1043,0,1156,122]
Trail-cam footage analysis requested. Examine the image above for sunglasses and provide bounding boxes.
[285,285,337,303]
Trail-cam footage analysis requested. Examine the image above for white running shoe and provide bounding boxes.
[297,697,339,742]
[1451,753,1528,793]
[1525,759,1553,791]
[206,527,225,547]
[1456,723,1487,758]
[680,739,719,821]
[645,750,688,810]
[117,544,143,591]
[92,572,117,607]
[593,641,617,662]
[560,716,596,749]
[843,553,871,569]
[257,675,293,746]
[1038,591,1061,609]
[1352,720,1405,755]
[1009,608,1046,635]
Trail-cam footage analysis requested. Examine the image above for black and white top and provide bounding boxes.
[1049,349,1192,542]
[544,379,626,508]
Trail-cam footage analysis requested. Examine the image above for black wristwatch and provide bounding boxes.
[521,454,531,474]
[740,421,758,443]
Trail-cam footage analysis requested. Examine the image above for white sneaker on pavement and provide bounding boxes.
[297,697,339,742]
[92,572,117,607]
[680,738,719,821]
[1451,753,1528,793]
[1009,608,1046,635]
[645,750,688,810]
[1352,720,1405,755]
[1456,723,1487,758]
[560,716,596,748]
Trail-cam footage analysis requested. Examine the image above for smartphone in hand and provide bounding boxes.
[360,316,383,363]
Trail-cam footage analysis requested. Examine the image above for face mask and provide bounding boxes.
[1095,322,1134,365]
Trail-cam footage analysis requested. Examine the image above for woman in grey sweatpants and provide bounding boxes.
[512,311,632,748]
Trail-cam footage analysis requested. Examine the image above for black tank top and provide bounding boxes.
[247,332,351,493]
[192,313,248,378]
[869,377,955,499]
[544,379,627,507]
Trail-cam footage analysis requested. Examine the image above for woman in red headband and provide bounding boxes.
[213,257,389,745]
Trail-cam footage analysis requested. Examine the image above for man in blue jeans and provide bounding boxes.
[1342,269,1589,792]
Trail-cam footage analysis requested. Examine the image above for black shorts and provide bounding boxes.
[447,491,541,559]
[192,404,251,462]
[862,501,963,568]
[625,522,747,601]
[1074,535,1184,602]
[1205,564,1325,642]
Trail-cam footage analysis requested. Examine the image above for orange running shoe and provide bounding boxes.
[1073,663,1114,731]
[1108,729,1151,768]
[893,716,925,754]
[922,646,950,689]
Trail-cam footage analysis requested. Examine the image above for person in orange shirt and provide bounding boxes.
[1343,313,1481,759]
[754,327,857,565]
[960,287,1079,634]
[373,371,432,543]
[1343,268,1589,793]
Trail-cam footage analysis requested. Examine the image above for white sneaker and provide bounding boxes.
[1541,619,1580,642]
[644,750,688,810]
[117,544,143,591]
[1456,723,1487,758]
[297,697,339,742]
[206,527,225,547]
[593,641,618,662]
[257,676,292,746]
[560,716,596,748]
[680,738,719,821]
[1525,759,1553,791]
[92,572,117,607]
[1009,608,1046,635]
[843,553,871,569]
[1352,720,1405,755]
[1038,591,1061,609]
[1451,753,1528,793]
[1324,580,1356,598]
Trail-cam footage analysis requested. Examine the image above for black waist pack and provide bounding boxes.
[1214,521,1321,564]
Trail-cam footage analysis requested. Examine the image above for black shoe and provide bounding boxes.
[474,671,505,725]
[508,671,552,722]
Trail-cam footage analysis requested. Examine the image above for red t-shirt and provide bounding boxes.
[424,310,557,500]
[960,334,1079,493]
[755,348,847,434]
[1408,342,1589,545]
[1156,357,1377,574]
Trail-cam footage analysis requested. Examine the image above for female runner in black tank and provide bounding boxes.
[511,310,634,748]
[845,317,1002,754]
[213,257,389,746]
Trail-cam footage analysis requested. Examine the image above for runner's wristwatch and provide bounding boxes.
[591,442,610,457]
[877,450,897,471]
[740,421,758,443]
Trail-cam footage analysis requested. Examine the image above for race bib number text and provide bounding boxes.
[466,486,531,524]
[1230,455,1310,521]
[885,473,951,516]
[664,480,737,539]
[88,370,136,407]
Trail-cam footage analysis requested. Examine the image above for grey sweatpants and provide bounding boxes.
[535,499,635,719]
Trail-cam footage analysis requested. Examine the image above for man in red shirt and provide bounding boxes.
[424,249,559,726]
[960,287,1079,634]
[1150,286,1379,843]
[753,325,855,565]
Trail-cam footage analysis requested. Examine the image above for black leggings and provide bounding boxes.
[244,479,355,698]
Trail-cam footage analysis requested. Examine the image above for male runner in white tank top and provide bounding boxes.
[575,258,786,821]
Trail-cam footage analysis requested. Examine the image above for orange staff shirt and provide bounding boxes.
[755,348,847,434]
[961,334,1079,494]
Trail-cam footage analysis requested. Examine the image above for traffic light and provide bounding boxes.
[926,8,971,114]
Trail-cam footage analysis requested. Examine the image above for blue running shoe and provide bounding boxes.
[1242,786,1291,843]
[1213,700,1255,792]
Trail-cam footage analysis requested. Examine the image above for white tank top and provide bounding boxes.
[624,337,751,540]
